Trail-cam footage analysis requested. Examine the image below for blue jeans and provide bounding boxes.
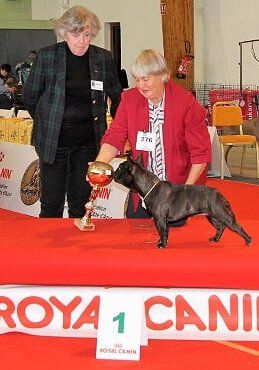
[39,144,97,218]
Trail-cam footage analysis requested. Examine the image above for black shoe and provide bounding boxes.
[168,217,188,228]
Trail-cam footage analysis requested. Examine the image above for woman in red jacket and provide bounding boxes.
[94,49,211,223]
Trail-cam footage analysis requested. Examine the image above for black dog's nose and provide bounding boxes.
[113,168,119,180]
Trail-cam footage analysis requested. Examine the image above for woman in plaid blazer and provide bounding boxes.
[23,6,122,218]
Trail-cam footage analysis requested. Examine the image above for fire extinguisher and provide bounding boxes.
[176,41,194,79]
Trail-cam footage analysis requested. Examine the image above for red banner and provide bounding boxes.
[208,89,259,124]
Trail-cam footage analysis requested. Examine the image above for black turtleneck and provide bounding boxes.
[58,45,95,147]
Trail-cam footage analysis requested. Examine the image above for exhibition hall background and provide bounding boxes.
[1,0,259,88]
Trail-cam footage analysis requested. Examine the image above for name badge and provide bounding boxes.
[136,131,156,151]
[91,80,103,91]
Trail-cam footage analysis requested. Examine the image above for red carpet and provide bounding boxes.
[1,334,259,370]
[1,179,259,369]
[1,179,259,289]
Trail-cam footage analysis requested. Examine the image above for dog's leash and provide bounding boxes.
[141,179,161,208]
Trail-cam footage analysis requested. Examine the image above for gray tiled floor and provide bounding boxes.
[213,146,259,185]
[224,174,259,185]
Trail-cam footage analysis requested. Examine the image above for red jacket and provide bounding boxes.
[102,80,211,209]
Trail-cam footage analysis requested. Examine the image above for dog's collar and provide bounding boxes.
[142,179,161,203]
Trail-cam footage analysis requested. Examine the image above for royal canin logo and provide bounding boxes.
[96,187,111,200]
[0,151,5,162]
[0,151,13,179]
[0,168,13,179]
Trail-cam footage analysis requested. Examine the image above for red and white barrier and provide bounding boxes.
[0,285,258,341]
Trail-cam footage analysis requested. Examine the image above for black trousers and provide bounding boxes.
[39,144,97,218]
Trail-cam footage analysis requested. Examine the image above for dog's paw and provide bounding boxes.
[157,242,167,249]
[245,237,252,246]
[208,236,218,243]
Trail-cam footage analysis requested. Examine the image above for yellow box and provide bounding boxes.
[0,118,34,144]
[7,119,22,143]
[0,120,7,142]
[19,120,33,144]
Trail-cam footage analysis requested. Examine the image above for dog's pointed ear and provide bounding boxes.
[135,154,143,165]
[126,153,133,164]
[125,154,134,171]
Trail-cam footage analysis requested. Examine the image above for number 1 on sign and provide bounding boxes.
[113,312,125,333]
[96,290,146,360]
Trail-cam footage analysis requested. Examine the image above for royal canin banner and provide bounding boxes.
[0,142,128,218]
[0,286,258,341]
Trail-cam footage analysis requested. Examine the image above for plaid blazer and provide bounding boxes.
[23,42,122,164]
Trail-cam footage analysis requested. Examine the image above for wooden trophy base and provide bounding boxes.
[74,217,95,231]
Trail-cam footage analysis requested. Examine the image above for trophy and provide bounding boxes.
[74,161,114,231]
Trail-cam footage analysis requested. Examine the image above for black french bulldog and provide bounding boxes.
[113,155,252,248]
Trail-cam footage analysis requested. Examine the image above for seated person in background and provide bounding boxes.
[93,49,212,224]
[0,63,16,109]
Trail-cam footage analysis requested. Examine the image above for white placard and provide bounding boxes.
[91,80,103,91]
[136,131,156,151]
[96,289,146,361]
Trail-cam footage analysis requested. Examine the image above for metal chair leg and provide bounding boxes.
[224,145,233,163]
[240,146,246,174]
[220,144,225,179]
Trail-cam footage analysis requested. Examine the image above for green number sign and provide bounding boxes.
[113,312,125,333]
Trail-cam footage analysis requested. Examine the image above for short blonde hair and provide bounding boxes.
[54,6,101,39]
[131,49,170,82]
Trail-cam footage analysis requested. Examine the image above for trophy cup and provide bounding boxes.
[74,161,114,231]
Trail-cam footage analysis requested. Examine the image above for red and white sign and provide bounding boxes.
[96,289,146,360]
[0,142,128,218]
[0,142,40,216]
[0,286,258,341]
